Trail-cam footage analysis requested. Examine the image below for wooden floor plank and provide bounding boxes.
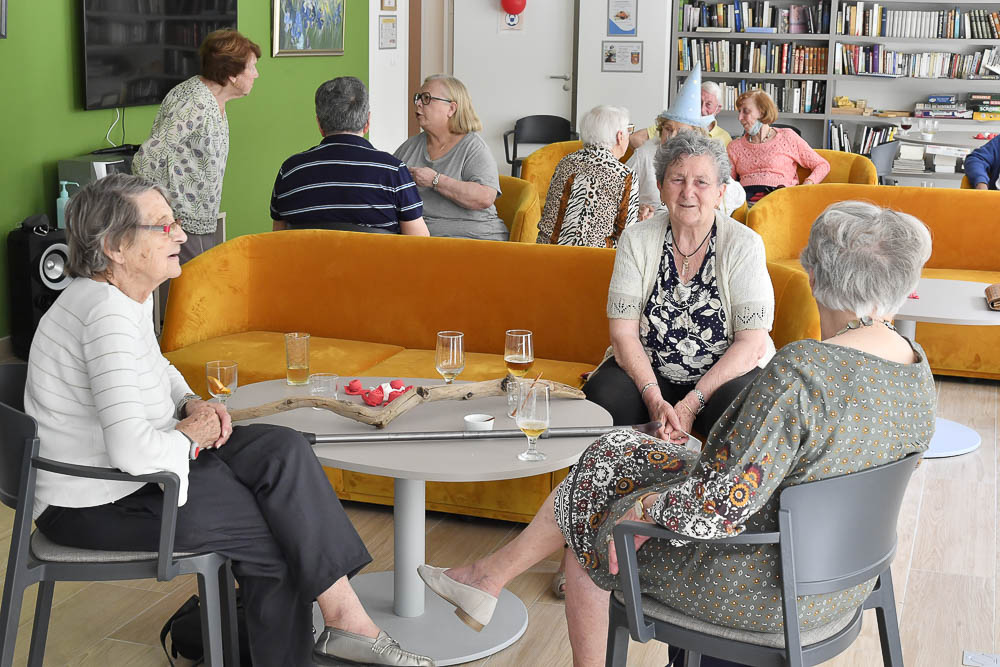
[900,569,994,667]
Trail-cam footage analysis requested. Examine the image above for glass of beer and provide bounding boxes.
[284,332,311,385]
[205,360,238,408]
[515,381,549,462]
[435,331,465,384]
[504,330,534,378]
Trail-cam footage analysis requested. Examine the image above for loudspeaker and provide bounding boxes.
[7,216,71,360]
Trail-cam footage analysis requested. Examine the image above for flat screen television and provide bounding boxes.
[82,0,238,110]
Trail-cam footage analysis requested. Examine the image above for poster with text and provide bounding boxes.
[607,0,637,36]
[601,41,643,72]
[379,15,397,49]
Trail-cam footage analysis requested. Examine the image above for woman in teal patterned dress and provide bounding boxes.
[418,201,936,666]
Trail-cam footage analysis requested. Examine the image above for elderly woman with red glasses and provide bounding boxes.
[24,174,435,667]
[394,75,508,240]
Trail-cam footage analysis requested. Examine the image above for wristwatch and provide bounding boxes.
[175,393,201,420]
[431,171,441,190]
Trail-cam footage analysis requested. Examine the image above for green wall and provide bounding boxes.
[0,1,369,337]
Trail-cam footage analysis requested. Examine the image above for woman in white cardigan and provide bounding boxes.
[23,175,432,667]
[585,130,775,443]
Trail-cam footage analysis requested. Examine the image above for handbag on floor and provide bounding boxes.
[160,593,252,666]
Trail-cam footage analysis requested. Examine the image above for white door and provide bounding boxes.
[453,1,576,176]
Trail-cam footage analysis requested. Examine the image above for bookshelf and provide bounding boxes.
[671,0,1000,183]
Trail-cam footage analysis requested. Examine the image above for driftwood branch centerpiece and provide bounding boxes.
[227,377,585,429]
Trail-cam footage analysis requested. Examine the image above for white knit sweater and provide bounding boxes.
[25,278,193,518]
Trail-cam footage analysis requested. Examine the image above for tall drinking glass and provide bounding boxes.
[516,381,549,462]
[205,360,238,408]
[435,331,465,384]
[504,330,534,378]
[285,332,310,385]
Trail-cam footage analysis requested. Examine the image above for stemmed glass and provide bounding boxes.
[435,331,465,384]
[205,360,238,408]
[515,381,549,462]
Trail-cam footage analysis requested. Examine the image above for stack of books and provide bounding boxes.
[914,94,972,119]
[893,143,927,174]
[970,92,1000,121]
[925,144,971,173]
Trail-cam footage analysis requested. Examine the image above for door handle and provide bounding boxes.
[547,74,571,80]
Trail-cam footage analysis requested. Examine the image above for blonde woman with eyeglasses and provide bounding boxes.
[394,75,508,240]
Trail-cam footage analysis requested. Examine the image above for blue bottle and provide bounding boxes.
[55,181,79,229]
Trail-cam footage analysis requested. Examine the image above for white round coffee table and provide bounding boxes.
[894,278,1000,458]
[230,377,612,665]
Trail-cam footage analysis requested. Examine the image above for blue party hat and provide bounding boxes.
[659,62,713,129]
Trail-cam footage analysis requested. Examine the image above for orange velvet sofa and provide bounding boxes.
[161,230,815,521]
[747,183,1000,379]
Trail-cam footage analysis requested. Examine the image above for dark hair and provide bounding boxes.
[316,77,370,135]
[200,29,262,86]
[65,174,169,279]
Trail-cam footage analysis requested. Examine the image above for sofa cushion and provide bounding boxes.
[164,331,404,397]
[357,349,596,388]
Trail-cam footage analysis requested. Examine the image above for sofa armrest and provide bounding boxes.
[160,236,252,353]
[769,261,820,350]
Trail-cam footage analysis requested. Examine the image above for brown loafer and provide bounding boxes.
[313,627,435,666]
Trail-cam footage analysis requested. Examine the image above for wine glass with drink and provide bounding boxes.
[515,381,549,462]
[899,118,913,136]
[435,331,465,384]
[205,360,238,408]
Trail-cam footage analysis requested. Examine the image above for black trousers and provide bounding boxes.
[36,423,371,667]
[582,356,760,438]
[668,646,749,666]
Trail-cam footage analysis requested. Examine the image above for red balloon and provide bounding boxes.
[502,0,526,15]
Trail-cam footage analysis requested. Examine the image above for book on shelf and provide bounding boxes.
[974,112,1000,121]
[969,93,1000,102]
[925,144,971,158]
[927,95,956,104]
[696,26,736,32]
[832,43,1000,79]
[898,144,925,161]
[834,5,1000,39]
[745,26,777,33]
[677,38,828,75]
[677,0,829,34]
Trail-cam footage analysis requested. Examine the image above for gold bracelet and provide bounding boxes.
[633,492,660,521]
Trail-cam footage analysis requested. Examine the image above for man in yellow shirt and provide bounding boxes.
[629,80,733,148]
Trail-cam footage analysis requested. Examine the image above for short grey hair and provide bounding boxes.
[65,174,168,279]
[579,105,629,151]
[654,130,731,185]
[701,81,723,106]
[315,76,369,135]
[799,201,932,318]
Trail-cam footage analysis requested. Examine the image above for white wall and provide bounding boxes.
[575,0,673,131]
[368,0,410,152]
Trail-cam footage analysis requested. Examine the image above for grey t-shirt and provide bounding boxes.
[394,132,508,240]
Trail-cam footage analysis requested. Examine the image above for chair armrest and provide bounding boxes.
[503,129,515,164]
[611,520,780,643]
[32,457,184,581]
[569,130,580,140]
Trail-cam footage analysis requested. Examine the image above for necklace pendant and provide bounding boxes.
[682,257,690,276]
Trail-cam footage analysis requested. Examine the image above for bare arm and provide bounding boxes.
[410,166,497,210]
[609,318,685,442]
[272,220,289,231]
[629,128,650,149]
[674,329,772,422]
[400,216,430,236]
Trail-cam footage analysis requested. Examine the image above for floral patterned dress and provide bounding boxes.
[642,226,728,385]
[554,339,936,632]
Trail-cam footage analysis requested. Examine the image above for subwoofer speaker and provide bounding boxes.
[7,216,71,360]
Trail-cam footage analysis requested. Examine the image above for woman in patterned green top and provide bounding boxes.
[133,29,261,264]
[417,200,936,666]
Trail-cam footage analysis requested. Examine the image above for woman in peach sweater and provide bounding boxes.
[727,89,829,206]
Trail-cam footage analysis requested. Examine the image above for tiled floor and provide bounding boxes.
[0,376,994,665]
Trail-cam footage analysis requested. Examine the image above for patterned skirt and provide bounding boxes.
[553,428,699,587]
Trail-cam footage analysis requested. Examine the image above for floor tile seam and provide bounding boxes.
[15,580,96,629]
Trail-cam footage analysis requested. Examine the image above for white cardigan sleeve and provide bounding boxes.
[82,302,191,504]
[724,230,774,332]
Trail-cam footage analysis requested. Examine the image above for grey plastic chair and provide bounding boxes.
[0,363,239,666]
[868,140,900,185]
[607,452,920,667]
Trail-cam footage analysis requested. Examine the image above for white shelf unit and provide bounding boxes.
[670,0,1000,183]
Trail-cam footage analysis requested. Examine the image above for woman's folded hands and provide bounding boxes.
[176,400,232,449]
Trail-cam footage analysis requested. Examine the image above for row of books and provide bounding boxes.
[709,79,827,113]
[832,43,1000,79]
[678,38,828,75]
[835,5,1000,39]
[679,0,832,34]
[827,121,897,154]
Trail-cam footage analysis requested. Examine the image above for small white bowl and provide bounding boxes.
[464,414,495,431]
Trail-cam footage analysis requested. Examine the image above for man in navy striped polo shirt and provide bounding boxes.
[270,77,429,235]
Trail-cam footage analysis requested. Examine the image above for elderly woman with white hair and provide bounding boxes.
[535,104,639,247]
[585,130,772,443]
[24,174,434,667]
[415,199,935,667]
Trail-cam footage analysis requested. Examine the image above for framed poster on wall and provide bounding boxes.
[601,41,643,72]
[607,0,638,36]
[272,0,345,56]
[379,15,397,49]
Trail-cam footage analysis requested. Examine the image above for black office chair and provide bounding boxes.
[868,140,900,185]
[503,115,577,177]
[0,363,239,666]
[607,452,920,667]
[772,123,803,137]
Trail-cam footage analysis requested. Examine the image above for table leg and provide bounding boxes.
[393,478,425,617]
[892,319,982,458]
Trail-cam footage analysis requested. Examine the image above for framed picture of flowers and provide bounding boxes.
[273,0,345,56]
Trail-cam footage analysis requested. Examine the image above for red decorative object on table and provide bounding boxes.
[345,379,414,406]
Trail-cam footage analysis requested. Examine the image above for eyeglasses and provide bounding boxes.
[626,123,636,134]
[413,92,454,106]
[138,220,183,235]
